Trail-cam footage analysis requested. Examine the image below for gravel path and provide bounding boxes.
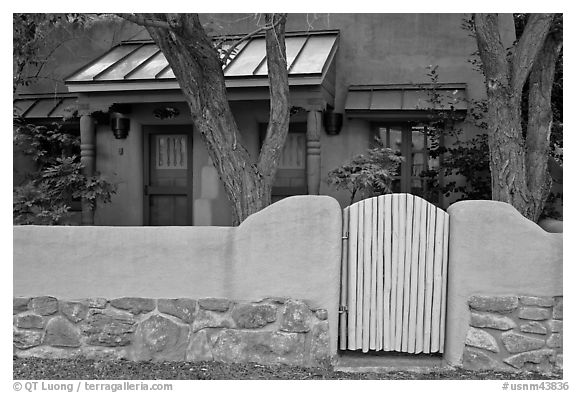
[13,357,562,380]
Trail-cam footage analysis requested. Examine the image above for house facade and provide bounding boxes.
[14,14,516,226]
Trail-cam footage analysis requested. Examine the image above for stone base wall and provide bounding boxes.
[13,296,331,367]
[463,295,563,372]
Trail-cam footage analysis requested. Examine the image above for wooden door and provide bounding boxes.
[144,126,193,226]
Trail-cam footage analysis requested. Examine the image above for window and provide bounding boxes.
[373,123,442,205]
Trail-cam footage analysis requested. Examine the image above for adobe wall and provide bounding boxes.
[14,196,343,363]
[444,200,562,372]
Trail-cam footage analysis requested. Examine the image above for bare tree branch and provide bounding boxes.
[117,13,171,30]
[220,15,285,65]
[510,13,554,95]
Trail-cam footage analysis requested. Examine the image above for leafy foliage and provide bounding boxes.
[13,118,116,225]
[327,141,404,206]
[13,13,90,90]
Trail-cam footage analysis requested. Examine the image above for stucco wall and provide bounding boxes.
[14,196,343,355]
[444,200,562,366]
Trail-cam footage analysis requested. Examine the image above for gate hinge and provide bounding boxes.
[339,305,348,314]
[342,232,349,240]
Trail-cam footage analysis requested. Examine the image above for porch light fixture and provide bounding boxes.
[110,112,130,139]
[323,110,343,135]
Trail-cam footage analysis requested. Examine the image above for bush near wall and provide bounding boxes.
[13,296,331,367]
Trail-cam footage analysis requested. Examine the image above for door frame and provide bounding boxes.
[372,122,444,206]
[143,125,194,226]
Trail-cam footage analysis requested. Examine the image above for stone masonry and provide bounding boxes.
[13,296,331,367]
[463,295,562,373]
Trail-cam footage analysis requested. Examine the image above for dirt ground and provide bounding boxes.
[13,357,562,380]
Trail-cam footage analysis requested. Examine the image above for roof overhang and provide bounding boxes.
[65,30,339,102]
[13,93,78,120]
[345,83,468,121]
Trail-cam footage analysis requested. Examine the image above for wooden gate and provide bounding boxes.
[339,194,449,353]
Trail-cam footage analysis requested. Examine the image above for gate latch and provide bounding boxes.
[339,305,348,314]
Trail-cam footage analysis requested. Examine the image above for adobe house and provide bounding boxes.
[14,14,516,226]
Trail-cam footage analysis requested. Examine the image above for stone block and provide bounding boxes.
[44,316,81,348]
[315,309,328,321]
[503,349,555,369]
[280,300,313,333]
[110,297,155,315]
[465,327,499,353]
[158,299,197,323]
[519,321,547,335]
[463,346,503,371]
[501,331,545,353]
[548,320,562,333]
[470,312,516,331]
[547,333,562,349]
[186,330,214,362]
[13,328,43,349]
[553,298,563,320]
[16,314,45,329]
[13,297,30,314]
[555,354,563,370]
[518,307,551,321]
[309,321,330,366]
[192,309,234,332]
[81,309,136,347]
[30,296,59,316]
[198,298,232,312]
[131,315,189,361]
[14,347,82,360]
[87,298,108,309]
[468,295,518,313]
[211,329,306,366]
[232,303,277,329]
[60,301,89,323]
[519,296,555,307]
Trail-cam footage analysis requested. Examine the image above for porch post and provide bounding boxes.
[306,110,322,195]
[80,114,96,225]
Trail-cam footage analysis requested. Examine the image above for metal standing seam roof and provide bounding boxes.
[345,84,468,112]
[65,30,339,92]
[14,95,78,119]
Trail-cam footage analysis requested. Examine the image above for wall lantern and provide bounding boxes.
[323,111,343,135]
[110,112,130,139]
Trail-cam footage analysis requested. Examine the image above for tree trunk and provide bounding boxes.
[135,14,289,225]
[474,13,554,221]
[525,32,563,220]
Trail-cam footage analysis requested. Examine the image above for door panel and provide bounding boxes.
[377,124,440,202]
[144,127,193,226]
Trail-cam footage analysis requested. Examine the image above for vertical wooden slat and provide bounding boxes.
[431,210,444,352]
[415,201,428,353]
[362,199,372,352]
[369,198,378,350]
[401,194,414,352]
[339,206,350,350]
[383,195,393,351]
[439,212,449,353]
[407,197,422,353]
[347,203,358,349]
[423,205,436,353]
[356,200,365,348]
[390,195,399,349]
[395,193,407,351]
[376,196,385,351]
